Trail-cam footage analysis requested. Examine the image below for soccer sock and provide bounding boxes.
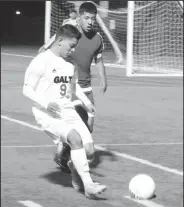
[70,148,93,186]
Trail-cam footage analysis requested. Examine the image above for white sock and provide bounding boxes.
[71,148,93,186]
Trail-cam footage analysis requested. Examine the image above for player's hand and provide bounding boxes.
[86,103,96,116]
[47,102,62,119]
[38,46,46,54]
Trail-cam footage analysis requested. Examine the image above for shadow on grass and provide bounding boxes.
[90,150,117,177]
[40,149,117,188]
[40,170,71,188]
[91,150,117,168]
[40,169,108,200]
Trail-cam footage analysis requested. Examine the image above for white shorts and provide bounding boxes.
[32,107,93,145]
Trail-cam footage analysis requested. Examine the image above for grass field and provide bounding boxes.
[1,45,183,207]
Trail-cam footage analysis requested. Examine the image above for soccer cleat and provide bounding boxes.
[54,156,71,174]
[54,143,71,174]
[84,182,107,199]
[68,160,84,191]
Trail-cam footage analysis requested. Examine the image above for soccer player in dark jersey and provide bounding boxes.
[39,2,107,173]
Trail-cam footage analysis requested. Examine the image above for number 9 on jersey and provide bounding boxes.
[60,83,67,96]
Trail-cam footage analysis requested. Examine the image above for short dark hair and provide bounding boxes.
[56,24,81,40]
[79,2,97,15]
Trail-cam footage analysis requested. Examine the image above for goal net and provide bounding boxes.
[45,1,183,76]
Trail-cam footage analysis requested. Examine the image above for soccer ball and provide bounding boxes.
[129,174,156,200]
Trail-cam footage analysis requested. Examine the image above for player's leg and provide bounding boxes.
[53,102,87,174]
[33,109,106,198]
[53,91,95,174]
[32,108,71,173]
[44,130,70,173]
[63,109,106,197]
[53,131,94,175]
[66,129,106,199]
[72,119,95,164]
[66,116,103,197]
[58,107,106,198]
[54,141,71,174]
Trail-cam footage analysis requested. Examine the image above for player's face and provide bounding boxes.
[80,12,96,32]
[69,12,77,20]
[59,37,78,58]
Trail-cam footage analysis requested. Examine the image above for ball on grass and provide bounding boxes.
[129,174,156,200]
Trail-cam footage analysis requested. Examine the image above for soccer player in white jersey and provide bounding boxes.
[39,2,107,174]
[62,8,79,27]
[23,24,106,199]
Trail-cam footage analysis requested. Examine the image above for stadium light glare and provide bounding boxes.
[15,10,21,15]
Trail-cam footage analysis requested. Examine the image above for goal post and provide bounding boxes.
[44,1,51,44]
[126,1,134,76]
[96,13,124,64]
[179,1,183,9]
[44,1,183,76]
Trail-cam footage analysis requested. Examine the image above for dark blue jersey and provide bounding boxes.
[70,30,104,88]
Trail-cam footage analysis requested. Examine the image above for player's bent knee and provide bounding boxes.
[67,129,83,150]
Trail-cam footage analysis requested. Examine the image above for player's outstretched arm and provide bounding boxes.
[38,34,56,54]
[94,35,107,93]
[96,59,107,93]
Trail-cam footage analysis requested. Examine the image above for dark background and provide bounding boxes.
[0,1,127,46]
[0,1,45,45]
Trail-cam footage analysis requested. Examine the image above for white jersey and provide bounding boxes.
[24,49,76,110]
[62,18,79,27]
[23,50,93,146]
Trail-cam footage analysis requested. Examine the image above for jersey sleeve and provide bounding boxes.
[23,54,50,109]
[24,54,45,90]
[62,19,69,25]
[94,34,104,64]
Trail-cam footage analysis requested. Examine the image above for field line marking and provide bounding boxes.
[1,115,41,131]
[124,196,164,207]
[1,114,183,176]
[1,52,123,68]
[2,145,55,148]
[97,142,183,146]
[96,145,183,176]
[2,52,34,58]
[18,200,44,207]
[1,142,182,148]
